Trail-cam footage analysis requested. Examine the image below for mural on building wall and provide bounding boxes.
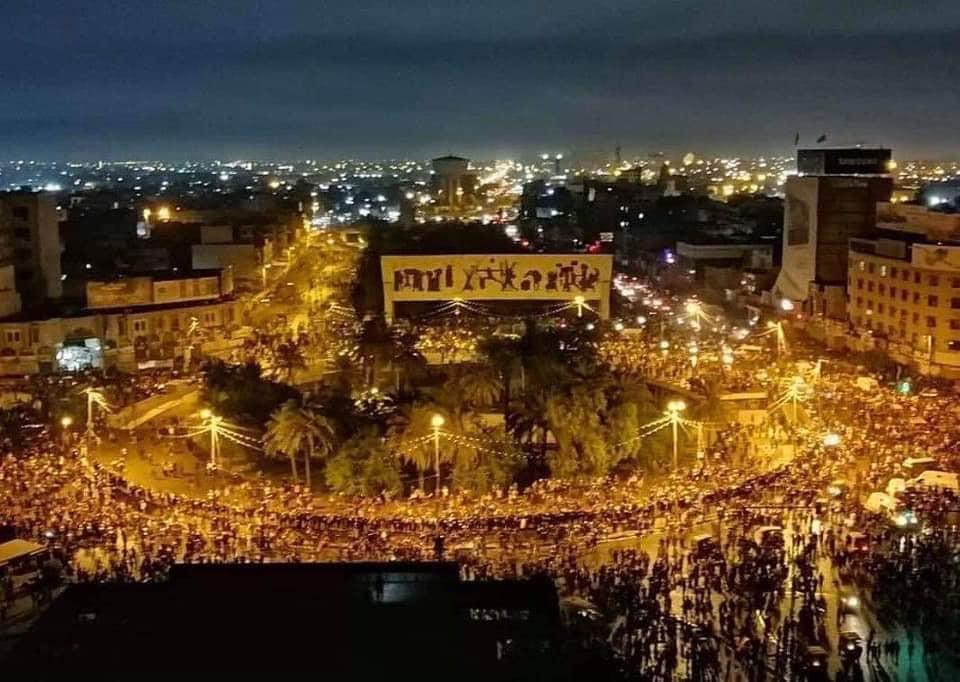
[381,255,612,301]
[913,244,960,271]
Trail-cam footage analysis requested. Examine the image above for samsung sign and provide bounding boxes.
[797,148,891,176]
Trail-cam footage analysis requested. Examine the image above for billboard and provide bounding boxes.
[381,254,613,318]
[797,148,891,176]
[86,277,153,309]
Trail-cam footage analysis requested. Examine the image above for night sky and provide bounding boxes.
[1,0,958,160]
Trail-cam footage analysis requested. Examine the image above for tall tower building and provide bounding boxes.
[0,190,63,308]
[430,156,476,209]
[773,148,893,319]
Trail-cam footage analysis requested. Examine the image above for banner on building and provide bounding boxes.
[912,244,960,272]
[774,178,819,302]
[86,277,153,309]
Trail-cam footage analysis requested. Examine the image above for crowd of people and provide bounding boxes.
[3,261,960,678]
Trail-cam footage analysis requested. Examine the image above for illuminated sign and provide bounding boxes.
[797,148,891,176]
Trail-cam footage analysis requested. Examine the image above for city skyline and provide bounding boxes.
[1,1,958,160]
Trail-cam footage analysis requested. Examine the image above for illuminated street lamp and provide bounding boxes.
[199,409,223,469]
[785,376,808,422]
[431,414,445,494]
[767,320,787,356]
[665,400,687,470]
[83,387,110,438]
[574,295,586,318]
[60,415,73,446]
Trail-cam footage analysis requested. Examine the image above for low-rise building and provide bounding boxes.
[0,297,243,375]
[676,240,775,281]
[85,269,233,310]
[0,268,240,375]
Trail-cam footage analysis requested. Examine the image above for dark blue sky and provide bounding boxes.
[1,0,958,160]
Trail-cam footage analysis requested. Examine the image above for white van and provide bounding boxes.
[864,492,898,515]
[908,470,959,492]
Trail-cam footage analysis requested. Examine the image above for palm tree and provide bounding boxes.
[452,423,520,494]
[507,389,551,458]
[692,374,728,424]
[273,342,307,384]
[389,403,459,493]
[325,427,401,496]
[477,337,521,415]
[391,343,427,393]
[263,400,302,481]
[451,365,503,410]
[263,399,336,488]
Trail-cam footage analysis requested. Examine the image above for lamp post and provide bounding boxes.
[60,415,73,447]
[787,377,806,423]
[666,400,687,470]
[430,413,445,494]
[574,295,586,318]
[83,387,108,438]
[200,408,221,469]
[767,320,787,356]
[430,413,446,558]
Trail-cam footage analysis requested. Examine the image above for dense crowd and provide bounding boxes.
[3,263,960,677]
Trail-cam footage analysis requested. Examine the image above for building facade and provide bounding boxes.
[0,190,63,307]
[430,156,476,209]
[0,297,244,375]
[85,269,234,310]
[774,148,893,318]
[846,205,960,377]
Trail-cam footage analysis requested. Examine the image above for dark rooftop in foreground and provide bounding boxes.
[6,562,569,682]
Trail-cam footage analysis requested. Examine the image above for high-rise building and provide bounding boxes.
[0,202,22,317]
[0,190,63,308]
[773,148,893,318]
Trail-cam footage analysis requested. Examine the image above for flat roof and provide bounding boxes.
[0,539,44,566]
[88,268,225,282]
